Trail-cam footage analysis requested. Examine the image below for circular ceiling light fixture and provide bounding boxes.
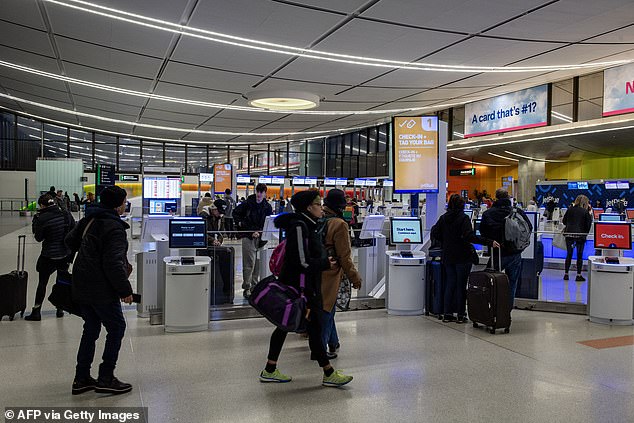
[246,90,320,111]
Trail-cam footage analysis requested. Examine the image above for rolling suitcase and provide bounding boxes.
[467,248,511,334]
[197,246,235,305]
[0,235,28,321]
[425,256,444,318]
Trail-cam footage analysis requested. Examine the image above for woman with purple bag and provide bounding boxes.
[259,190,354,387]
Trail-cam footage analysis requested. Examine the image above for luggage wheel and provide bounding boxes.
[20,311,24,318]
[9,315,14,321]
[489,328,496,334]
[504,328,510,334]
[472,322,479,328]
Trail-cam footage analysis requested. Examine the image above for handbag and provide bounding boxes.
[249,274,307,333]
[553,225,567,251]
[336,275,351,312]
[48,269,82,316]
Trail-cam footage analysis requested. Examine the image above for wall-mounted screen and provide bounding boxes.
[213,164,232,194]
[236,174,251,184]
[324,177,337,186]
[390,217,423,244]
[258,176,272,184]
[603,62,634,117]
[199,173,213,183]
[292,177,306,185]
[594,222,631,250]
[393,116,439,193]
[617,181,630,189]
[169,218,207,249]
[382,179,394,187]
[271,176,285,185]
[605,181,618,189]
[304,177,317,185]
[577,181,589,190]
[143,176,181,199]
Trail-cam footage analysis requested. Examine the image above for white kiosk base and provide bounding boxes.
[164,256,211,332]
[357,236,386,297]
[588,256,634,325]
[386,251,426,315]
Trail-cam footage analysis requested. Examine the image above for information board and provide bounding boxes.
[236,174,251,184]
[213,164,232,194]
[393,116,439,193]
[143,177,181,199]
[271,176,285,185]
[324,177,337,186]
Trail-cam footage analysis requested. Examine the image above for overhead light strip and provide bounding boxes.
[0,93,374,137]
[451,157,509,167]
[503,150,567,162]
[487,152,519,162]
[41,0,630,73]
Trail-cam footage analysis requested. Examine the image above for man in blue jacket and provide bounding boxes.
[65,186,133,396]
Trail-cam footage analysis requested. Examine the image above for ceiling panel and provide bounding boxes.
[0,45,60,74]
[2,0,46,29]
[0,22,54,57]
[160,60,261,95]
[61,62,155,95]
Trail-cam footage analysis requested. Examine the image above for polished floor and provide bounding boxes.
[2,218,634,422]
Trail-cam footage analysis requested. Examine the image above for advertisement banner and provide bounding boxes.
[603,63,634,117]
[393,116,439,193]
[213,164,232,194]
[464,85,548,137]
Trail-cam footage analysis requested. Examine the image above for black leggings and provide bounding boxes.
[34,255,69,307]
[267,309,330,368]
[565,237,586,273]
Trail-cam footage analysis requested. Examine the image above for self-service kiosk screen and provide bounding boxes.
[626,209,634,220]
[592,208,603,220]
[149,199,177,215]
[464,209,473,220]
[169,219,207,249]
[593,222,631,250]
[599,213,623,222]
[390,217,423,244]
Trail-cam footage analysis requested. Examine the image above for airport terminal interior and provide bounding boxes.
[2,1,634,422]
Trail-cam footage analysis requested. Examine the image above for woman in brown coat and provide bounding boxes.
[320,189,362,359]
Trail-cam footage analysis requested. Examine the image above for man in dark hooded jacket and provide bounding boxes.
[65,186,133,396]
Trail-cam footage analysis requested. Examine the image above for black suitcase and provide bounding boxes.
[467,248,511,334]
[425,256,445,318]
[197,246,235,305]
[0,235,28,321]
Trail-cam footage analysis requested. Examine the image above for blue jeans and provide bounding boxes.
[443,263,472,317]
[75,302,126,381]
[494,253,523,308]
[319,306,339,351]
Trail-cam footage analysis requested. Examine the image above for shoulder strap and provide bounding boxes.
[82,219,95,239]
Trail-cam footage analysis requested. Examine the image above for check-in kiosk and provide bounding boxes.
[356,215,386,297]
[588,222,634,325]
[518,211,540,299]
[258,215,279,280]
[385,217,426,315]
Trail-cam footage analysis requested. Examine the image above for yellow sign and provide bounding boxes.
[393,116,438,193]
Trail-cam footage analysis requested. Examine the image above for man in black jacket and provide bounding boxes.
[233,183,272,298]
[25,193,75,321]
[480,188,533,310]
[65,186,133,396]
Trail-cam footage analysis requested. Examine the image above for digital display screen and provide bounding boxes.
[199,173,213,182]
[594,222,631,250]
[626,209,634,220]
[393,116,439,193]
[593,208,604,220]
[474,219,482,236]
[617,181,630,189]
[390,217,423,244]
[149,200,178,215]
[236,174,251,184]
[292,177,306,185]
[365,179,377,187]
[258,176,272,184]
[464,210,473,219]
[382,179,394,187]
[324,177,337,186]
[169,219,207,249]
[567,182,578,190]
[605,181,618,189]
[143,177,181,199]
[271,176,285,185]
[599,213,623,222]
[213,164,232,194]
[577,181,589,189]
[336,178,348,186]
[304,177,317,185]
[354,178,366,187]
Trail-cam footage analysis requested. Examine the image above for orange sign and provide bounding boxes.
[213,163,233,194]
[393,116,438,193]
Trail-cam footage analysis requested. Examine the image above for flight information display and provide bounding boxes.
[143,177,181,199]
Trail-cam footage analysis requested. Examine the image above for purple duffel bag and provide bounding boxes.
[249,274,307,333]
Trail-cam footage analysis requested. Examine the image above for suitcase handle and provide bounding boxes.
[490,246,502,272]
[17,235,26,273]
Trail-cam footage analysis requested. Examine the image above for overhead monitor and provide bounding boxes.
[382,179,394,187]
[324,177,337,186]
[365,179,377,187]
[599,213,623,222]
[149,199,178,215]
[199,173,213,183]
[393,115,439,193]
[577,181,589,190]
[360,215,386,239]
[567,182,578,190]
[617,181,630,189]
[354,178,366,187]
[258,175,272,184]
[168,218,207,249]
[304,177,317,185]
[336,178,348,186]
[593,208,604,220]
[143,176,181,199]
[271,176,285,185]
[292,176,306,185]
[464,209,473,220]
[593,222,631,250]
[605,181,618,189]
[261,214,279,241]
[236,174,251,184]
[390,217,423,244]
[626,209,634,220]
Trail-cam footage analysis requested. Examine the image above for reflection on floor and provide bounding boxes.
[539,268,588,304]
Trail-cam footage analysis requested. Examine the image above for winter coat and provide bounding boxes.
[480,198,533,256]
[562,205,593,239]
[32,205,75,259]
[233,194,273,239]
[274,212,330,308]
[430,209,492,265]
[65,206,133,304]
[320,206,362,312]
[197,197,214,216]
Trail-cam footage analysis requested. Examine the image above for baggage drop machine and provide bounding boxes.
[356,214,387,297]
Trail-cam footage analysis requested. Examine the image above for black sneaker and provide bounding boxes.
[243,290,250,299]
[563,274,569,280]
[442,315,456,322]
[328,343,340,353]
[72,376,97,395]
[456,316,468,324]
[95,377,132,395]
[326,351,338,359]
[56,309,64,318]
[575,274,586,282]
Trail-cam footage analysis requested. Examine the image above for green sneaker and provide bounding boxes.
[259,369,292,383]
[322,369,353,387]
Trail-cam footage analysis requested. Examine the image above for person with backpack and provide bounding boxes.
[319,189,362,358]
[430,194,499,323]
[223,188,236,238]
[260,190,353,387]
[197,192,214,217]
[24,193,76,321]
[233,183,273,298]
[65,186,134,395]
[562,195,592,281]
[480,188,533,310]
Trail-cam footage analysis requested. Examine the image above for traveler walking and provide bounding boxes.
[562,195,593,281]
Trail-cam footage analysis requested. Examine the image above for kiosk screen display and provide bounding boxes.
[626,209,634,220]
[464,210,473,220]
[149,200,177,215]
[169,219,207,249]
[600,213,623,222]
[390,217,423,244]
[360,215,385,239]
[593,208,604,220]
[594,222,631,250]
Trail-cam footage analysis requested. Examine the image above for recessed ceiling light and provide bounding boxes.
[451,157,509,167]
[246,90,320,111]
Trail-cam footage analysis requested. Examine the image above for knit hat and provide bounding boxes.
[291,190,320,212]
[324,189,346,212]
[100,186,127,209]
